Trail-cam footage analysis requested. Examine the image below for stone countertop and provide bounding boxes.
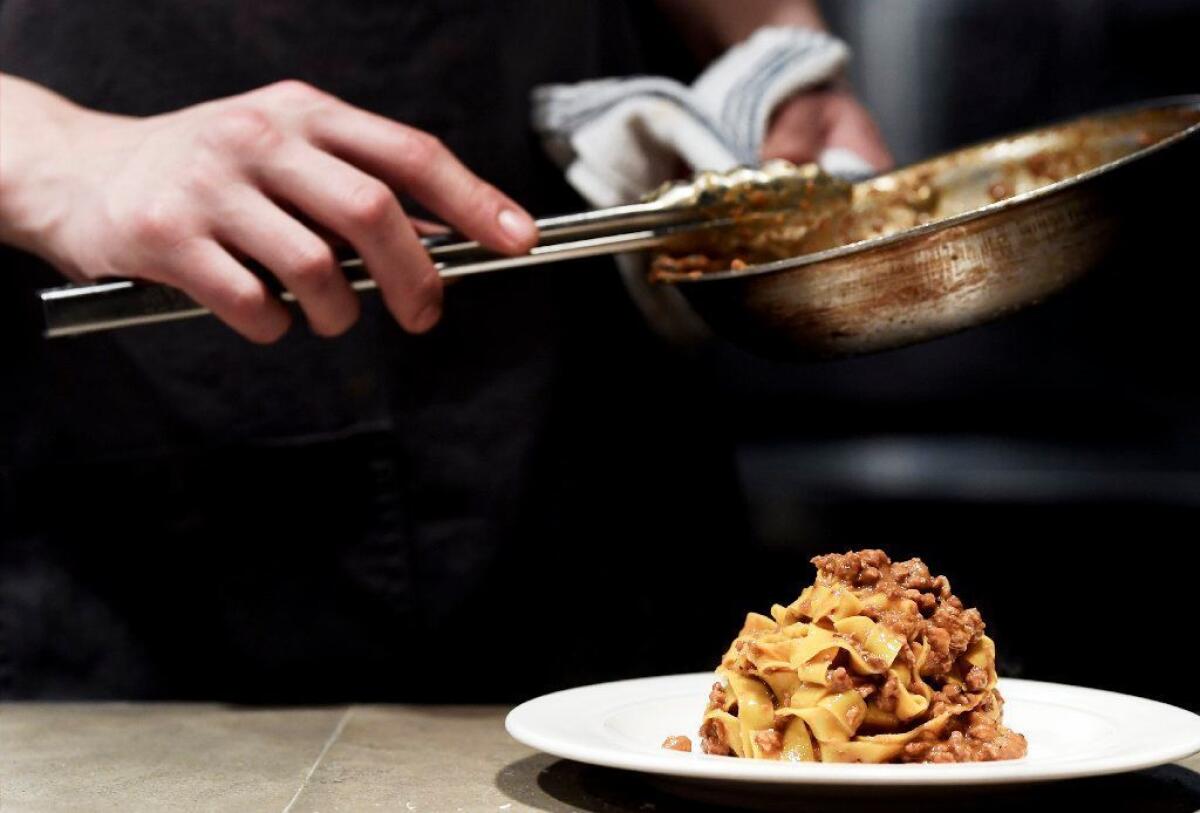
[2,703,1199,812]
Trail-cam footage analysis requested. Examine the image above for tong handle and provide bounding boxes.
[39,214,715,338]
[38,160,851,337]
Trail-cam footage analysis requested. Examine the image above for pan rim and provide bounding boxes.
[662,94,1200,285]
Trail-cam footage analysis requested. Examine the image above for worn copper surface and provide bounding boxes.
[658,97,1200,358]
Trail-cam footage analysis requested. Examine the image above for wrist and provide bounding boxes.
[710,5,827,51]
[0,76,103,266]
[658,0,827,61]
[752,8,827,39]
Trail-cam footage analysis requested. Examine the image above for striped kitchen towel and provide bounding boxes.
[532,26,874,209]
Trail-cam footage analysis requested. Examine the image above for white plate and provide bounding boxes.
[506,673,1200,788]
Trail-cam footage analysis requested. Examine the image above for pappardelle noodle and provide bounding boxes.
[671,550,1027,764]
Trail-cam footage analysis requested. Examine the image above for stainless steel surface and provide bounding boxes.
[662,96,1200,358]
[39,161,843,338]
[4,702,1198,811]
[0,704,540,812]
[39,220,722,338]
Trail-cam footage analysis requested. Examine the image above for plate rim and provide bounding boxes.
[505,673,1200,787]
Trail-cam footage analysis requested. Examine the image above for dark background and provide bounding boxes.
[0,1,1196,710]
[704,0,1200,709]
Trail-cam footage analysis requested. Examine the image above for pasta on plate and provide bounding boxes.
[675,550,1026,764]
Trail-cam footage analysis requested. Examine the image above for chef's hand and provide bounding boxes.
[762,83,893,171]
[0,74,537,342]
[652,1,891,172]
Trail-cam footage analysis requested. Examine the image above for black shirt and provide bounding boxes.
[0,0,748,701]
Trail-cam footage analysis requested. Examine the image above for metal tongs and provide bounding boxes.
[38,160,852,337]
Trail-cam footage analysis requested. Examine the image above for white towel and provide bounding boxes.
[530,26,874,346]
[532,26,874,209]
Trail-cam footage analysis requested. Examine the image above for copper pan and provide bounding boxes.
[658,96,1200,359]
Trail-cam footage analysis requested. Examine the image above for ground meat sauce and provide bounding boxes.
[811,550,986,685]
[809,550,1024,763]
[902,699,1027,763]
[753,729,783,756]
[661,735,692,752]
[827,666,854,694]
[671,550,1027,764]
[699,717,732,756]
[649,109,1200,281]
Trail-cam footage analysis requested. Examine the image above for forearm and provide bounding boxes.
[656,0,826,59]
[0,73,105,259]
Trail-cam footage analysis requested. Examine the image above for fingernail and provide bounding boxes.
[498,208,536,247]
[412,301,441,333]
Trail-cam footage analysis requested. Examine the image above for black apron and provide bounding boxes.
[0,0,748,701]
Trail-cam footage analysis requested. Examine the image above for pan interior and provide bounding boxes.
[652,101,1200,283]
